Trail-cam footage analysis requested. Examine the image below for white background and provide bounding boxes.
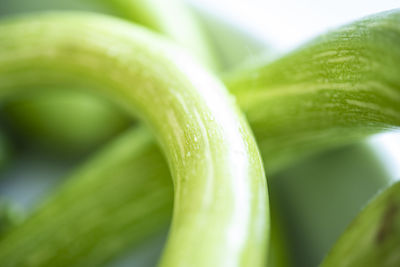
[191,0,400,51]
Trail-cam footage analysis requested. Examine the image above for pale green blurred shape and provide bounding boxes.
[0,2,397,267]
[0,0,217,156]
[271,144,392,267]
[1,89,130,156]
[322,181,400,267]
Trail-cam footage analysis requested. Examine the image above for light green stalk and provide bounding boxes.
[101,0,218,69]
[0,13,268,267]
[0,0,217,155]
[12,8,400,172]
[2,8,400,267]
[226,9,400,173]
[321,181,400,267]
[0,0,216,69]
[0,126,174,266]
[271,143,392,267]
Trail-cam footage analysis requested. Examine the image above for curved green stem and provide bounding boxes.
[101,0,218,69]
[2,8,400,267]
[321,181,400,267]
[0,0,217,156]
[271,143,393,266]
[226,9,400,173]
[0,126,174,266]
[0,0,216,69]
[0,12,268,267]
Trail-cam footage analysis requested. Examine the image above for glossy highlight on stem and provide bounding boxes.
[0,12,268,267]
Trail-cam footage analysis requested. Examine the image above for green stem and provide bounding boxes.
[102,0,218,69]
[2,8,400,267]
[0,0,217,69]
[321,181,400,267]
[226,9,400,173]
[0,0,218,156]
[0,126,174,266]
[0,13,268,267]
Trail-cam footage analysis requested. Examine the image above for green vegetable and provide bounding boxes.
[0,0,217,156]
[0,13,268,266]
[100,0,218,69]
[0,0,216,69]
[0,126,173,266]
[322,181,400,267]
[271,143,392,266]
[0,5,400,267]
[226,9,400,173]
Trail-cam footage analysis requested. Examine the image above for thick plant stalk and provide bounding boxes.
[0,126,174,266]
[0,13,268,267]
[321,181,400,267]
[226,9,400,173]
[0,0,217,155]
[11,8,400,171]
[271,143,393,266]
[3,8,400,267]
[101,0,218,69]
[0,0,216,69]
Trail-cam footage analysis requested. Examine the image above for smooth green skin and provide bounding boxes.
[321,181,400,267]
[15,7,400,171]
[272,143,392,267]
[101,0,218,69]
[8,7,399,172]
[0,0,216,69]
[0,0,217,155]
[2,9,400,267]
[0,126,174,266]
[0,13,268,267]
[226,9,400,174]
